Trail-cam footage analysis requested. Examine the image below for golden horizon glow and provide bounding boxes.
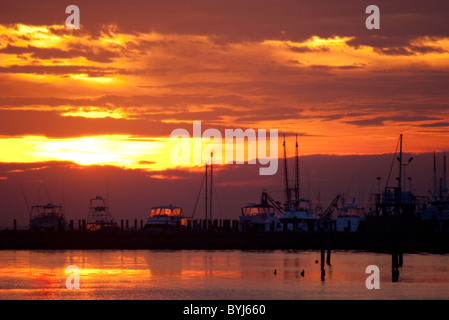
[1,22,449,170]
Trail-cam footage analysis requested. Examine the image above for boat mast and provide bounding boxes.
[210,152,213,224]
[295,134,300,205]
[434,151,437,200]
[283,133,291,209]
[443,151,447,192]
[397,134,403,192]
[205,162,208,227]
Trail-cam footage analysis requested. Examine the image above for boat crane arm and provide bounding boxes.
[261,192,284,217]
[320,194,342,221]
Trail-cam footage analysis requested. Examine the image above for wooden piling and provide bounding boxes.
[320,249,325,281]
[13,219,16,231]
[392,251,400,282]
[326,249,331,266]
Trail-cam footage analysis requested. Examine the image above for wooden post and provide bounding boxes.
[13,219,17,231]
[326,249,331,266]
[134,219,137,230]
[126,219,129,230]
[320,249,325,281]
[392,251,400,282]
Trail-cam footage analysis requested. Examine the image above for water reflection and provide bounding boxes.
[0,250,448,299]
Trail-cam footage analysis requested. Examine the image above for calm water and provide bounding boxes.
[0,250,448,300]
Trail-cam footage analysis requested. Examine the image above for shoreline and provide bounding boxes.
[1,230,449,253]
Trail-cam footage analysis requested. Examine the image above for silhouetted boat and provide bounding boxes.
[335,196,366,232]
[239,192,283,232]
[29,203,68,231]
[144,205,190,231]
[279,134,319,231]
[86,196,119,231]
[366,134,424,232]
[415,151,449,232]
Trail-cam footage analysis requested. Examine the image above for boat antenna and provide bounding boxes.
[384,136,400,190]
[205,161,208,228]
[210,151,213,224]
[295,134,299,204]
[190,173,205,220]
[20,184,31,219]
[62,179,65,216]
[283,133,291,208]
[397,134,403,191]
[42,183,52,204]
[444,151,447,192]
[434,151,437,199]
[106,177,109,207]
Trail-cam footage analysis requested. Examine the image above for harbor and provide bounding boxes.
[1,226,449,253]
[2,135,449,253]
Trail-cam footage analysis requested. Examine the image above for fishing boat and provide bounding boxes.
[86,196,119,231]
[335,197,366,232]
[414,151,449,232]
[366,134,423,232]
[144,205,190,231]
[279,134,319,231]
[239,192,283,232]
[29,203,68,231]
[281,199,319,231]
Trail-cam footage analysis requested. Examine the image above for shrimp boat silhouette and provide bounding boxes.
[86,196,119,231]
[239,192,283,232]
[279,134,319,231]
[144,205,190,231]
[29,203,68,231]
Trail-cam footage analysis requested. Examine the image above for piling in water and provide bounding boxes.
[392,251,400,282]
[320,249,325,281]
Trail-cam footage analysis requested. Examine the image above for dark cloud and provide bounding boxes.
[374,45,447,56]
[0,65,123,77]
[345,115,443,127]
[0,44,121,63]
[1,0,448,46]
[417,122,449,128]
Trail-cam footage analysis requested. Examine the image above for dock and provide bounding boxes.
[1,229,449,253]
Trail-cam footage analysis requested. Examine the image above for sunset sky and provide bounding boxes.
[0,1,448,227]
